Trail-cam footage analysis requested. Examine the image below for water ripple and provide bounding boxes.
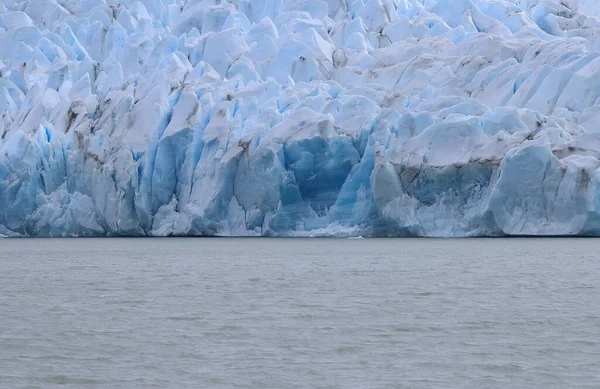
[1,237,599,388]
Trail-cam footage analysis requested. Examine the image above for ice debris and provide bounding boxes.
[2,0,600,237]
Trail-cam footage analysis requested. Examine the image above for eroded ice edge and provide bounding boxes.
[2,0,600,237]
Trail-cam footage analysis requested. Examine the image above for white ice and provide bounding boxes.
[2,0,600,236]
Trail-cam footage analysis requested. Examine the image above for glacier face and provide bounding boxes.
[2,0,600,237]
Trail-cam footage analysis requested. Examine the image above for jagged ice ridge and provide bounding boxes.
[2,0,600,237]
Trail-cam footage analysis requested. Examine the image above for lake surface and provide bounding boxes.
[1,238,599,388]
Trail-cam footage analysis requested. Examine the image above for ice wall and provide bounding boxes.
[2,0,600,236]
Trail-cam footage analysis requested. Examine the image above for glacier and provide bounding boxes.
[2,0,600,237]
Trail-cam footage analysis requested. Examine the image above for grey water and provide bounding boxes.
[1,238,599,389]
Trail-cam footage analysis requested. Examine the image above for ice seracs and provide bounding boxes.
[2,0,600,237]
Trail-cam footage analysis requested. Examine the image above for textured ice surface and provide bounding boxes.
[2,0,600,236]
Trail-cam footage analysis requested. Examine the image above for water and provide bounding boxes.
[1,238,599,388]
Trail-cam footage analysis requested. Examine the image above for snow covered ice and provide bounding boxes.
[2,0,600,237]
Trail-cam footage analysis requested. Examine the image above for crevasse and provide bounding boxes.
[2,0,600,237]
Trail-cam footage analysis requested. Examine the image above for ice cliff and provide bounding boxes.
[2,0,600,237]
